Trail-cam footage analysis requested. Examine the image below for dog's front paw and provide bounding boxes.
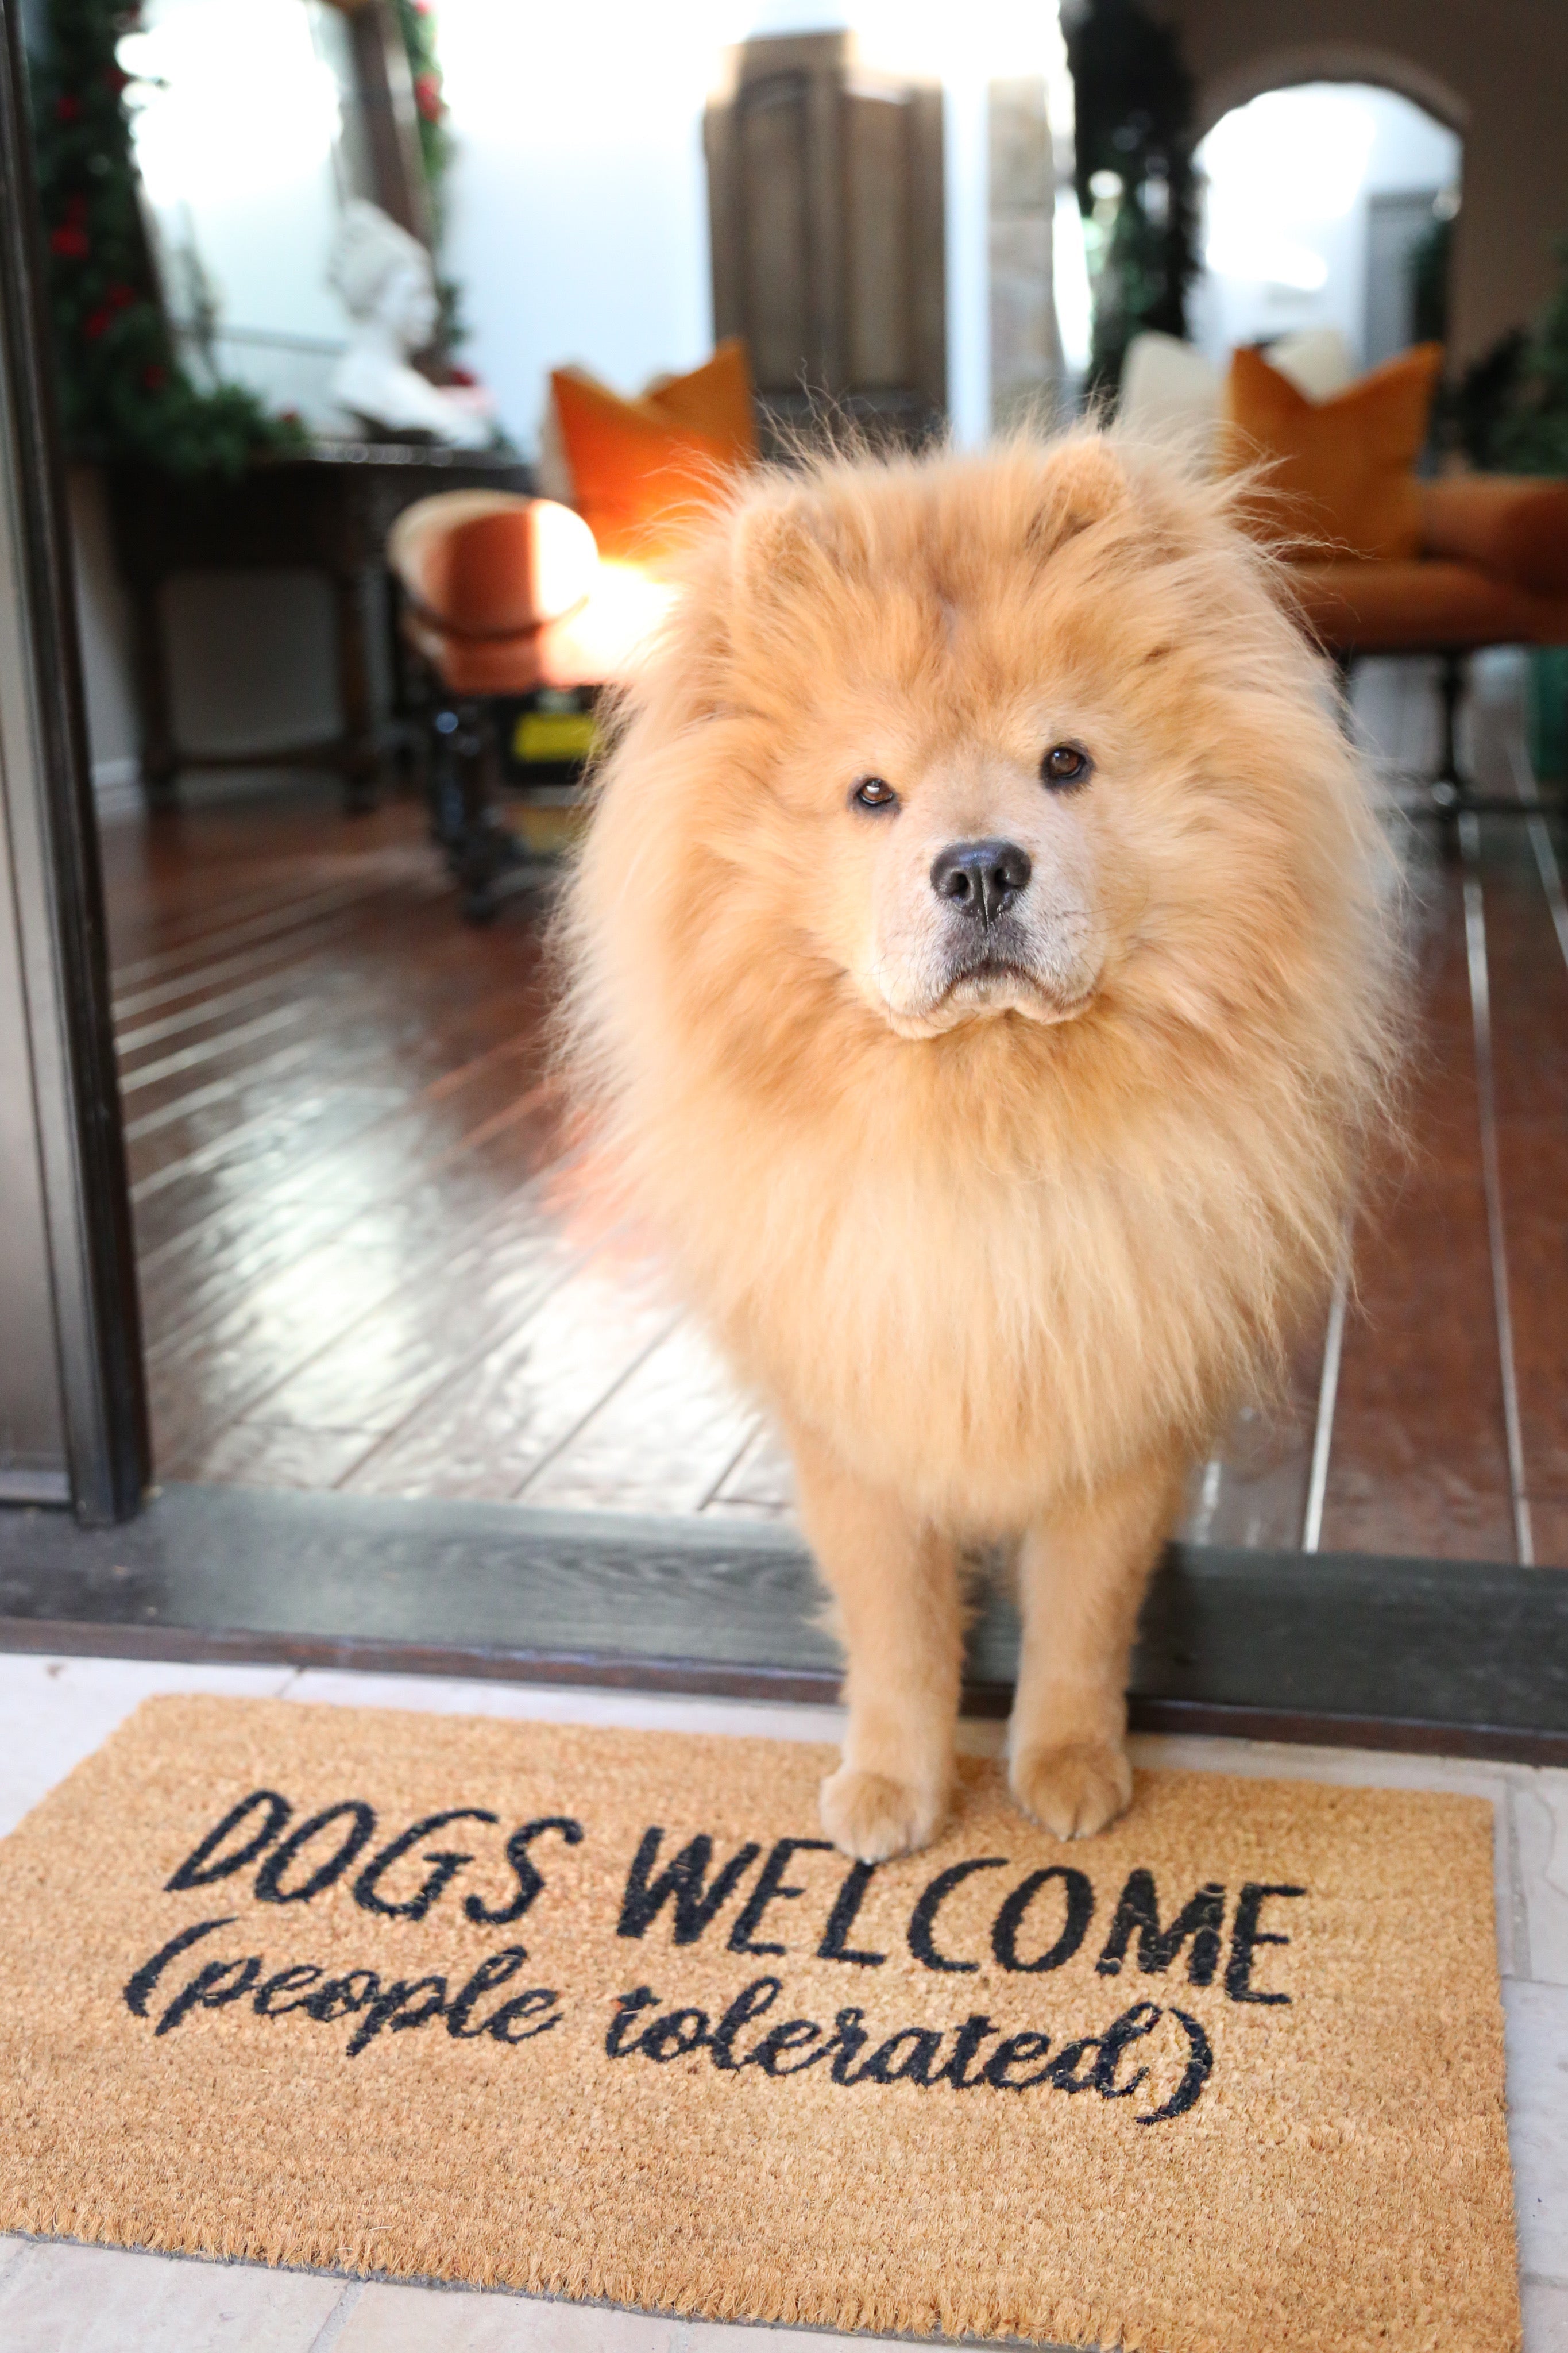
[1011,1740,1132,1839]
[820,1764,944,1862]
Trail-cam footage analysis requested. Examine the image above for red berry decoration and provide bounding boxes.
[49,225,90,259]
[83,307,112,338]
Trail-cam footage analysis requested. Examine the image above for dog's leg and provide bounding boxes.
[789,1421,961,1864]
[1009,1451,1184,1838]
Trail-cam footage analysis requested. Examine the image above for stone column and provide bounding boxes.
[988,76,1062,434]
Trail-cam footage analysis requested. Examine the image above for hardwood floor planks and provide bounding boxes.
[1318,851,1516,1559]
[98,706,1568,1564]
[341,1250,678,1501]
[523,1319,761,1517]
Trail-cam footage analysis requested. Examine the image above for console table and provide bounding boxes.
[105,442,534,811]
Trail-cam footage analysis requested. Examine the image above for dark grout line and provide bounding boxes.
[118,1003,309,1097]
[110,857,427,992]
[695,1417,766,1514]
[111,870,434,1020]
[509,1311,685,1505]
[1459,811,1533,1565]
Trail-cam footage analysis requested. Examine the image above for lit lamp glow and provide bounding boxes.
[528,499,600,621]
[544,556,676,684]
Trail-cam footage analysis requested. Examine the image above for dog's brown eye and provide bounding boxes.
[852,776,899,811]
[1042,743,1091,788]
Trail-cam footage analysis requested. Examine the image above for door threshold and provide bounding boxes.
[0,1483,1564,1765]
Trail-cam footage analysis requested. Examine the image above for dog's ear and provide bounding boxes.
[1024,439,1132,567]
[729,485,860,611]
[646,488,844,724]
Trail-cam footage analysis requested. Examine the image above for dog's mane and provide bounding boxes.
[552,433,1404,1518]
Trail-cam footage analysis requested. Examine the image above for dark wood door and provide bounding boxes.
[705,30,946,449]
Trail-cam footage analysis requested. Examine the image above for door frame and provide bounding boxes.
[0,0,149,1523]
[0,0,1565,1769]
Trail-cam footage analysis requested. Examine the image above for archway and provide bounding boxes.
[1192,44,1468,145]
[1189,76,1463,379]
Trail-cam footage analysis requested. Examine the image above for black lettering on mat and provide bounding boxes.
[123,1931,562,2060]
[991,1865,1095,1974]
[1095,1870,1227,1986]
[606,1977,1214,2124]
[1225,1883,1306,2004]
[165,1792,292,1891]
[464,1817,585,1927]
[352,1810,499,1922]
[616,1827,762,1944]
[907,1858,1009,1973]
[728,1838,835,1957]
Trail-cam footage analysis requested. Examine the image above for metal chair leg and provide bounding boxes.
[426,695,523,923]
[1433,651,1466,859]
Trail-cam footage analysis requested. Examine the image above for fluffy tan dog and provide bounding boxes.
[560,435,1398,1864]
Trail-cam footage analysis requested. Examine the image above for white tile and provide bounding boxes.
[0,2237,342,2352]
[333,2286,917,2352]
[0,1653,298,1837]
[284,1668,847,1750]
[1512,1770,1568,1988]
[670,2329,913,2351]
[1525,2276,1568,2353]
[1507,1979,1568,2282]
[334,2283,681,2352]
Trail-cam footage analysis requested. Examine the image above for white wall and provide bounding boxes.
[122,0,364,431]
[72,0,1075,794]
[437,0,1065,454]
[1189,82,1461,369]
[65,471,140,803]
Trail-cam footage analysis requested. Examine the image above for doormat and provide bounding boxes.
[0,1696,1520,2353]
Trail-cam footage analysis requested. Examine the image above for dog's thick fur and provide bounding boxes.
[559,435,1400,1862]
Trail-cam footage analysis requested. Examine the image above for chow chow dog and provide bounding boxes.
[561,435,1397,1863]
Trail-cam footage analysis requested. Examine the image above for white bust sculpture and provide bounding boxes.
[327,199,493,449]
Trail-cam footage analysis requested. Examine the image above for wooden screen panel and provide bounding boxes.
[706,30,945,445]
[843,86,912,389]
[736,72,817,391]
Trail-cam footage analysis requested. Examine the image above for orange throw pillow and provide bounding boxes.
[1221,342,1443,560]
[642,340,756,467]
[550,340,757,562]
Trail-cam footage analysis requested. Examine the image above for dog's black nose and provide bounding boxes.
[930,838,1032,925]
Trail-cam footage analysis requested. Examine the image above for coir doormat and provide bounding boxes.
[0,1696,1520,2353]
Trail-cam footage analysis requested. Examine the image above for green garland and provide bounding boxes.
[1064,0,1199,400]
[29,0,306,473]
[392,0,466,356]
[1453,238,1568,475]
[395,0,451,233]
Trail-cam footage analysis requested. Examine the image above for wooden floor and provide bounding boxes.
[98,653,1568,1563]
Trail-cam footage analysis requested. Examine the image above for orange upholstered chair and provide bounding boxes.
[1288,478,1568,820]
[1222,346,1568,818]
[388,345,756,917]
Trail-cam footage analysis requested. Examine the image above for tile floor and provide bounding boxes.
[0,1648,1565,2351]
